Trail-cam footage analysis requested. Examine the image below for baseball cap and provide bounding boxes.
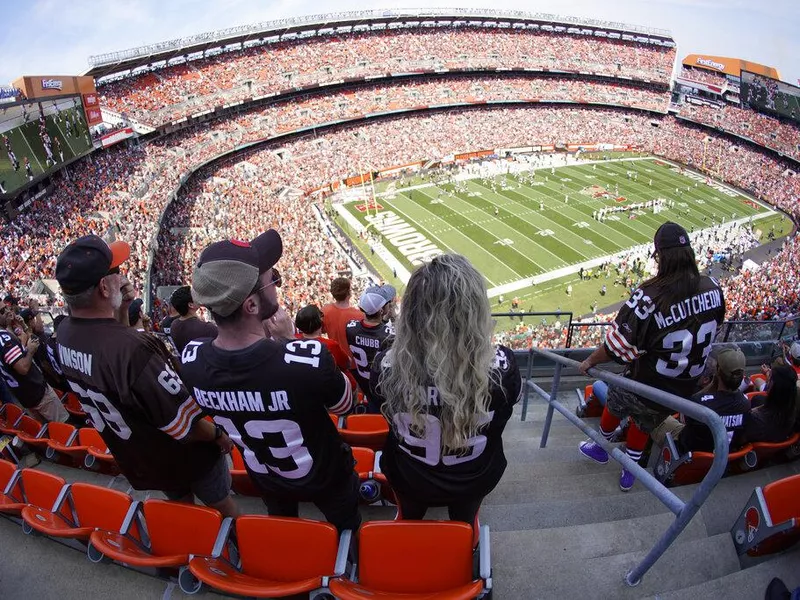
[191,230,282,317]
[359,290,389,315]
[366,284,396,304]
[19,308,34,323]
[128,298,144,325]
[653,222,691,251]
[55,235,130,295]
[790,341,800,360]
[716,347,746,377]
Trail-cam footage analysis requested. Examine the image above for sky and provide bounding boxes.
[1,0,798,86]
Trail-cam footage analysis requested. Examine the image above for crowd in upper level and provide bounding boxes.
[98,28,675,126]
[678,66,729,88]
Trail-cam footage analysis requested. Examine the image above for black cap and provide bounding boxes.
[55,235,131,295]
[128,298,144,325]
[19,308,34,323]
[3,294,18,305]
[654,222,691,251]
[295,305,323,334]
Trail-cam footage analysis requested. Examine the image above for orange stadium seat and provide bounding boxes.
[12,417,47,451]
[330,521,492,599]
[62,392,87,419]
[339,414,389,451]
[0,459,24,515]
[89,499,223,571]
[731,474,800,556]
[657,440,757,487]
[1,468,67,519]
[44,422,79,461]
[79,428,119,472]
[21,483,132,541]
[0,404,25,435]
[184,515,348,597]
[352,447,395,505]
[229,446,260,497]
[751,432,800,465]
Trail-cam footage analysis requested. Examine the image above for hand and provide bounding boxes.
[26,336,40,352]
[215,432,234,455]
[761,364,772,376]
[579,359,593,376]
[119,276,136,307]
[264,307,295,340]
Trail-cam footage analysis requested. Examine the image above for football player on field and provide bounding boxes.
[55,235,238,517]
[578,222,726,491]
[371,254,521,524]
[181,230,359,532]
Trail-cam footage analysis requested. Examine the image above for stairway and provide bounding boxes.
[1,384,799,599]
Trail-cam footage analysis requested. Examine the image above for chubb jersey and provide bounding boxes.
[605,277,726,399]
[180,337,353,497]
[56,318,219,491]
[371,345,522,502]
[346,319,394,398]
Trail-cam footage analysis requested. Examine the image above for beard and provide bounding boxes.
[258,289,279,321]
[109,285,123,311]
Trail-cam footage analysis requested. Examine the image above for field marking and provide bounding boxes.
[18,124,44,173]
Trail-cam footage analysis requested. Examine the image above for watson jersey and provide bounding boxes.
[680,390,750,452]
[346,319,394,398]
[605,277,725,398]
[371,345,522,502]
[180,337,353,496]
[0,328,46,408]
[56,317,219,492]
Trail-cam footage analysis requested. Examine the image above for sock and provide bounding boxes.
[624,422,649,464]
[599,407,621,441]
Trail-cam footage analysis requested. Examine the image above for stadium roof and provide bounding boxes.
[85,8,675,80]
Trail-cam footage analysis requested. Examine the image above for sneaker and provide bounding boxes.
[579,440,609,464]
[619,468,636,492]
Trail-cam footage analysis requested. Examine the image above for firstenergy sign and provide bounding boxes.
[696,58,725,71]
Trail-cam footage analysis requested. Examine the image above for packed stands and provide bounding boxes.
[678,66,729,88]
[98,28,676,126]
[679,102,800,161]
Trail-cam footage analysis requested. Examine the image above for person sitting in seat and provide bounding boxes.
[744,365,798,443]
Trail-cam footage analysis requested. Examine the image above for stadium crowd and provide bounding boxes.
[678,102,800,162]
[98,28,675,125]
[678,66,729,88]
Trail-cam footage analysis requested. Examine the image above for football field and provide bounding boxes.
[337,157,777,303]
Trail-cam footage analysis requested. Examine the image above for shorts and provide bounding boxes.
[650,416,685,447]
[30,385,68,423]
[164,455,231,506]
[605,385,673,435]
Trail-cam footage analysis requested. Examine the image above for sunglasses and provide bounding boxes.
[251,267,282,295]
[107,266,121,276]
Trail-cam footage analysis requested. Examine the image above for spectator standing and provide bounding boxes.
[372,254,521,524]
[169,285,218,354]
[321,277,362,359]
[54,235,238,517]
[295,305,353,380]
[180,231,359,532]
[578,223,726,491]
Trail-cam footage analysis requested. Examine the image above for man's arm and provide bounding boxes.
[579,344,613,376]
[9,336,39,376]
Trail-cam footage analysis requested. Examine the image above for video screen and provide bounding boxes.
[740,70,800,125]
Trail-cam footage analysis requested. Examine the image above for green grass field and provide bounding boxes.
[335,156,790,324]
[0,106,92,194]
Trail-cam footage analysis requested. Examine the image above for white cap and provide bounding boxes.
[790,341,800,360]
[359,291,388,315]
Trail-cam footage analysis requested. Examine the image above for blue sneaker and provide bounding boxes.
[579,440,609,464]
[619,468,636,492]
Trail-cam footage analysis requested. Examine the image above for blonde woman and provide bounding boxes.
[371,254,521,523]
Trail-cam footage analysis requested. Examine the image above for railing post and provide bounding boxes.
[539,362,561,448]
[520,348,534,422]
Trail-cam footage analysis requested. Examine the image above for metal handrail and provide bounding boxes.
[528,347,729,586]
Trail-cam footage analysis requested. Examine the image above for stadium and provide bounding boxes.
[1,7,799,599]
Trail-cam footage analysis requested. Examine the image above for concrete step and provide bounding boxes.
[0,517,206,600]
[647,546,800,600]
[492,532,740,599]
[492,512,707,566]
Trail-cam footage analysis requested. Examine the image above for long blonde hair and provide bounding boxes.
[379,254,497,450]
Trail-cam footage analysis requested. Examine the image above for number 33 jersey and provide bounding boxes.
[55,317,220,492]
[371,345,522,502]
[180,337,354,496]
[606,276,726,398]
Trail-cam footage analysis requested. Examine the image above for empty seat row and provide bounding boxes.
[0,459,491,599]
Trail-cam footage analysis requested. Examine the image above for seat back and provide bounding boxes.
[71,483,133,532]
[78,428,107,451]
[341,414,389,449]
[230,446,246,470]
[671,444,755,486]
[143,500,222,557]
[762,474,800,525]
[17,416,42,437]
[0,459,17,490]
[47,422,76,446]
[63,393,87,415]
[20,469,66,509]
[1,404,24,426]
[352,447,375,475]
[236,516,338,581]
[752,432,800,458]
[358,521,475,593]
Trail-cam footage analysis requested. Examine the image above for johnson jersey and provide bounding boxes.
[346,319,394,399]
[604,277,725,399]
[371,345,522,502]
[0,328,46,408]
[180,337,353,497]
[680,389,749,452]
[56,317,219,492]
